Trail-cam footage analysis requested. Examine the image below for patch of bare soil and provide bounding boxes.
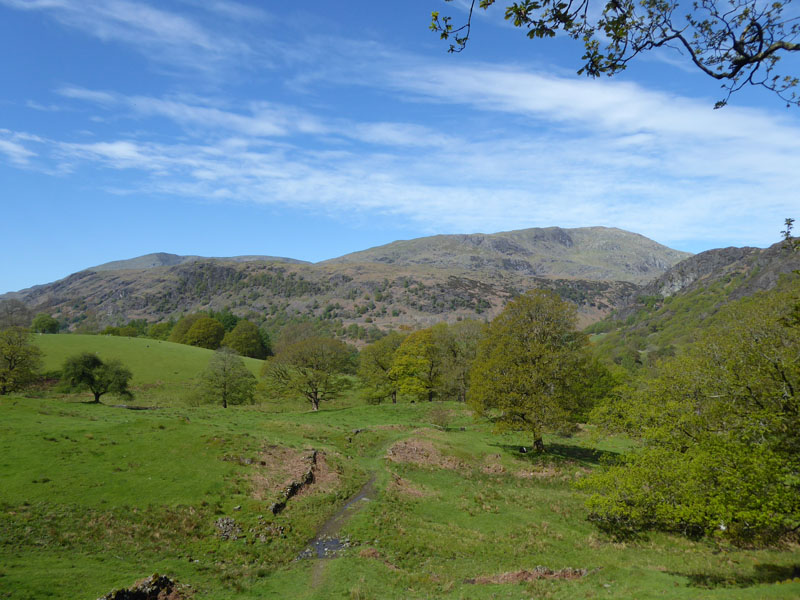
[359,547,400,571]
[388,473,427,498]
[385,438,465,470]
[465,566,589,585]
[250,446,338,501]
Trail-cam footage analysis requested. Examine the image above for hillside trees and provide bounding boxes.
[198,348,257,408]
[31,312,59,334]
[0,327,42,395]
[359,331,408,403]
[0,299,32,330]
[469,290,596,452]
[390,329,441,402]
[431,0,800,107]
[183,317,225,349]
[222,319,269,359]
[262,337,353,410]
[585,282,800,543]
[61,352,133,404]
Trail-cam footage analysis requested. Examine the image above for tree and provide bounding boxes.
[431,0,800,107]
[0,327,42,394]
[31,312,59,334]
[390,329,442,402]
[222,319,268,359]
[147,321,174,340]
[61,352,133,403]
[359,331,407,403]
[168,313,205,344]
[0,299,32,330]
[432,320,485,402]
[584,281,800,543]
[468,290,590,452]
[198,347,257,408]
[262,337,352,411]
[183,317,225,349]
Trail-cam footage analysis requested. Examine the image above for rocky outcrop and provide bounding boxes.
[97,574,190,600]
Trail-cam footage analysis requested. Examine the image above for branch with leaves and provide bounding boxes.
[431,0,800,107]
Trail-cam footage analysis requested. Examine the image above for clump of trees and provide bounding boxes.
[60,352,133,404]
[584,282,800,544]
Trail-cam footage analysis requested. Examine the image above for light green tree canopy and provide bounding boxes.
[469,289,590,452]
[389,329,442,402]
[31,312,59,334]
[222,319,268,359]
[431,0,800,107]
[359,330,408,404]
[262,337,353,411]
[184,317,225,350]
[198,347,257,408]
[0,327,43,395]
[61,352,133,404]
[584,280,800,544]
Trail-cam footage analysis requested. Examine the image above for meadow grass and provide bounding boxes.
[2,380,799,598]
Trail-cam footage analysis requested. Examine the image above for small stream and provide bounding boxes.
[298,474,378,560]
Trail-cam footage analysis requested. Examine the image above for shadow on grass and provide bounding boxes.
[491,442,620,467]
[678,563,800,588]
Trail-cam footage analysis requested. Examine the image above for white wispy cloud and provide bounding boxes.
[0,0,250,70]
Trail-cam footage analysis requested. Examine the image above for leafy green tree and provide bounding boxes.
[262,337,352,411]
[208,307,239,332]
[147,321,174,340]
[0,327,43,394]
[61,352,133,404]
[168,313,205,344]
[359,331,407,403]
[432,320,485,402]
[390,328,442,402]
[183,317,225,350]
[31,312,59,334]
[222,319,268,359]
[584,282,800,544]
[431,0,800,107]
[198,347,257,408]
[469,290,590,452]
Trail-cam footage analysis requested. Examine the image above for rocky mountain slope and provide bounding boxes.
[326,226,689,285]
[2,227,691,334]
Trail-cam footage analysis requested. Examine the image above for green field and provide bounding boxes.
[1,336,799,599]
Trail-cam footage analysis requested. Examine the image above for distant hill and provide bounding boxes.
[325,227,690,285]
[91,252,309,271]
[590,241,800,367]
[2,227,691,335]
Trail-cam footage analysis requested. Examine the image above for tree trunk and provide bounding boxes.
[391,390,397,404]
[92,391,102,403]
[533,436,545,453]
[311,395,319,411]
[222,396,228,409]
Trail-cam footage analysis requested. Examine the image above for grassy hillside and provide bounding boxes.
[2,395,798,599]
[35,334,264,405]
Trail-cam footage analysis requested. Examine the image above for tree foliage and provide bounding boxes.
[0,327,42,395]
[389,329,442,402]
[183,317,225,350]
[584,281,800,543]
[222,319,268,359]
[469,290,593,451]
[432,320,486,403]
[198,347,257,408]
[261,337,353,410]
[61,352,133,404]
[431,0,800,107]
[359,331,408,403]
[31,313,59,334]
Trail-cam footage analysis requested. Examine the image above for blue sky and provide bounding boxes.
[1,0,798,294]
